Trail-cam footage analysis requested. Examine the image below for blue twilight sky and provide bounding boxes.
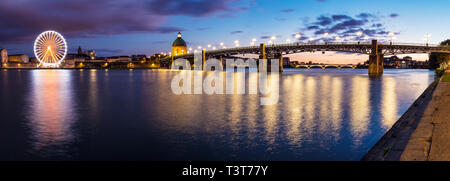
[0,0,449,63]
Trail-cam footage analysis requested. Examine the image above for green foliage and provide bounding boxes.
[429,52,450,69]
[440,39,450,46]
[436,68,445,77]
[442,73,450,82]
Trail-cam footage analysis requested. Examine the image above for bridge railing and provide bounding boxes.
[170,41,449,58]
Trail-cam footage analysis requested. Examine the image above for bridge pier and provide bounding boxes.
[202,49,206,70]
[259,43,283,72]
[277,53,283,72]
[259,43,266,59]
[368,40,384,76]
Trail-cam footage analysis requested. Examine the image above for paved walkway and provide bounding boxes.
[362,75,450,161]
[401,81,450,161]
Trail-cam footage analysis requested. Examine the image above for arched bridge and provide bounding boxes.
[296,64,357,69]
[166,40,450,76]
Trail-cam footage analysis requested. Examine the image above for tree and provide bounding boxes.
[440,39,450,46]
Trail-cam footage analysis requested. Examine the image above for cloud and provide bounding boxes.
[147,0,242,17]
[331,15,352,21]
[0,0,246,43]
[301,12,398,42]
[281,9,295,13]
[231,30,244,34]
[389,13,399,18]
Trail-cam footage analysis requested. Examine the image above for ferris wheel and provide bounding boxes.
[34,31,67,67]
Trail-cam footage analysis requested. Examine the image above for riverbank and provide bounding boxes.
[0,67,164,70]
[362,74,450,161]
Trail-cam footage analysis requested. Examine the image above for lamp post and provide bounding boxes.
[364,36,369,42]
[271,36,276,45]
[324,32,329,44]
[335,36,340,43]
[425,33,431,46]
[294,33,301,43]
[356,31,363,44]
[388,32,395,45]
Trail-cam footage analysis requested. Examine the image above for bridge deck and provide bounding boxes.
[168,41,450,61]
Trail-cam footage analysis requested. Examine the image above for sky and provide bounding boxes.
[0,0,449,64]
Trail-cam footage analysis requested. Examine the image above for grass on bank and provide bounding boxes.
[442,73,450,82]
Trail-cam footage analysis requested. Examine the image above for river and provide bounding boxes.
[0,69,434,160]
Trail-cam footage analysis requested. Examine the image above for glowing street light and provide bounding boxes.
[425,33,431,46]
[197,46,202,49]
[234,40,239,44]
[212,46,216,50]
[335,36,341,42]
[189,47,192,51]
[250,41,255,46]
[309,37,314,44]
[294,33,301,43]
[364,36,369,42]
[323,32,329,43]
[356,31,363,43]
[268,40,273,44]
[252,38,257,42]
[286,39,291,43]
[388,32,395,44]
[220,42,224,46]
[356,31,363,37]
[207,44,211,48]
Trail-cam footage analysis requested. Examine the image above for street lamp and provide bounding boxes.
[271,36,276,44]
[309,37,314,44]
[252,38,257,42]
[425,33,431,46]
[356,31,363,44]
[294,33,301,42]
[335,36,340,43]
[388,32,395,45]
[324,32,329,44]
[286,39,291,43]
[364,36,369,42]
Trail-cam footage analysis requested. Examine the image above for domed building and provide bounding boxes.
[172,32,187,56]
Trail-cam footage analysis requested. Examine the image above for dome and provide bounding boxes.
[172,32,187,47]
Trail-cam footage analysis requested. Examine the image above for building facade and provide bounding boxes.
[172,32,187,56]
[1,49,8,66]
[8,54,29,63]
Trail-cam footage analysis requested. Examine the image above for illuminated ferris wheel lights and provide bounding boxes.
[33,30,67,67]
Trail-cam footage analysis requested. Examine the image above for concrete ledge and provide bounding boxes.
[361,80,438,161]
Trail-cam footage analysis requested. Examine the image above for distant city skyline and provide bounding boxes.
[1,0,449,63]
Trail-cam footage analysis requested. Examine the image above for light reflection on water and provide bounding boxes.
[0,69,434,161]
[26,70,77,159]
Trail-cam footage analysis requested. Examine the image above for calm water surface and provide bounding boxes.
[0,69,434,161]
